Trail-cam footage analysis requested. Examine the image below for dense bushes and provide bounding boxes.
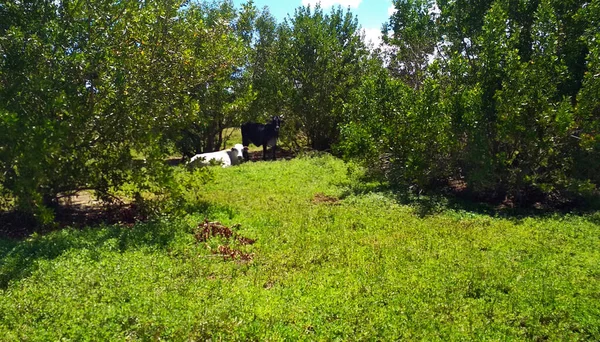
[338,0,600,205]
[1,0,598,223]
[0,1,252,220]
[272,5,370,151]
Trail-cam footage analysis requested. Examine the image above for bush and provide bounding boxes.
[338,0,599,205]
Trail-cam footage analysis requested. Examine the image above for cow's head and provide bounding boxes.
[232,144,245,163]
[271,116,282,132]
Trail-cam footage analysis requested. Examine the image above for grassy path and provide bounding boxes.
[1,155,599,340]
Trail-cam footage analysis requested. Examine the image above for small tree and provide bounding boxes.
[384,0,439,89]
[174,1,255,156]
[275,5,369,150]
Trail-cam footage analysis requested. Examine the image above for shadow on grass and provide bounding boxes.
[0,200,240,289]
[0,219,178,289]
[404,191,600,223]
[0,203,145,240]
[340,178,600,223]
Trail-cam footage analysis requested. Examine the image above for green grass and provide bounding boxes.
[222,127,262,152]
[1,155,599,340]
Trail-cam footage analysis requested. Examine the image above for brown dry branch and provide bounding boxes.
[195,219,234,242]
[194,219,256,262]
[213,245,254,261]
[312,193,340,205]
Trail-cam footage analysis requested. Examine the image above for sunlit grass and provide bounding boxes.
[1,155,599,340]
[222,127,261,152]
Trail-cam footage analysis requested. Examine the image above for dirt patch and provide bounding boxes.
[312,193,340,205]
[54,191,144,228]
[194,220,255,261]
[195,220,236,241]
[0,192,145,240]
[447,179,468,193]
[165,157,185,166]
[247,148,296,162]
[0,211,40,240]
[55,204,145,228]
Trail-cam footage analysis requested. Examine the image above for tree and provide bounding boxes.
[245,6,281,121]
[174,1,255,156]
[0,0,246,221]
[384,0,439,88]
[276,4,369,150]
[571,0,600,192]
[343,0,599,203]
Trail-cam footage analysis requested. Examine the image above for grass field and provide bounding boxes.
[222,127,261,152]
[1,155,599,340]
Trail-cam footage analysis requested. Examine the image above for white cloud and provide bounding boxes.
[387,4,397,16]
[362,27,383,48]
[301,0,362,9]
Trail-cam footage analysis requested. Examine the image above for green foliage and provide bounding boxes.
[174,1,255,154]
[452,0,598,201]
[573,1,600,189]
[339,58,458,190]
[1,156,599,340]
[384,0,439,88]
[117,164,213,219]
[340,0,600,204]
[274,5,370,150]
[336,61,398,165]
[0,0,259,220]
[1,0,596,222]
[240,2,281,122]
[0,0,189,219]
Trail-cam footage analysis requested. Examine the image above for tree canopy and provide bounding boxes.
[343,0,600,204]
[1,0,598,222]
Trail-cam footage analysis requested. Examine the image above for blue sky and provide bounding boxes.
[231,0,396,46]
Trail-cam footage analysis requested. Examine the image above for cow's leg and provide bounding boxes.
[263,144,268,161]
[272,142,276,160]
[242,146,249,162]
[242,146,249,161]
[241,125,250,161]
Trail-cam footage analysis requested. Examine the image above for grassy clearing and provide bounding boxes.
[222,127,262,152]
[1,155,599,340]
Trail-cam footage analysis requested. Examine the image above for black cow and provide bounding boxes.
[241,116,282,161]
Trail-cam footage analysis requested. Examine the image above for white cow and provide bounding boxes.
[188,144,244,168]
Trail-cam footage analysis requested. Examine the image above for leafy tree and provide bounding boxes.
[337,57,400,167]
[572,0,600,192]
[245,5,281,122]
[175,1,255,156]
[344,0,599,204]
[275,5,370,150]
[384,0,439,89]
[451,0,596,201]
[0,0,245,221]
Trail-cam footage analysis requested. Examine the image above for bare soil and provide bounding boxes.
[246,148,296,162]
[1,191,144,240]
